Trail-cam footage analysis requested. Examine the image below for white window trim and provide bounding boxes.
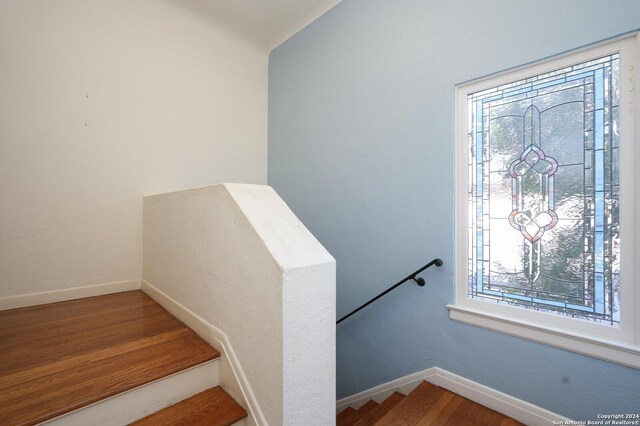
[448,32,640,369]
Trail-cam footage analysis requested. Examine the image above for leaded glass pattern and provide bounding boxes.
[467,54,620,325]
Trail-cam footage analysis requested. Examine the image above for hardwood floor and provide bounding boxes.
[2,289,524,426]
[0,290,220,426]
[338,381,524,426]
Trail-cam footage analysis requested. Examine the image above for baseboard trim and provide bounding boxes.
[0,279,141,310]
[336,368,436,412]
[141,280,263,426]
[336,366,570,425]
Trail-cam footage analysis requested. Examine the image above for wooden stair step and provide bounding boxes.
[336,403,365,426]
[419,391,519,426]
[337,407,357,425]
[0,291,220,426]
[414,387,456,425]
[443,398,503,425]
[354,391,405,426]
[416,393,465,426]
[131,386,247,426]
[338,400,380,426]
[374,381,444,425]
[357,400,380,414]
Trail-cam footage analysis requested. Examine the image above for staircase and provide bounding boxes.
[0,290,248,426]
[336,381,523,426]
[1,289,528,426]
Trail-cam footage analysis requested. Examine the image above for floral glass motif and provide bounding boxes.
[467,53,620,325]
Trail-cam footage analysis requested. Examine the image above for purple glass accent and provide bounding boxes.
[508,106,559,249]
[508,145,558,179]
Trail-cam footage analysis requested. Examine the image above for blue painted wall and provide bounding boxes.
[268,0,640,419]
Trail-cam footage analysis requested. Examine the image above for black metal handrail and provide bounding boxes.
[336,258,443,325]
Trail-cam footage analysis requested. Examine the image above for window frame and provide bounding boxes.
[449,32,640,369]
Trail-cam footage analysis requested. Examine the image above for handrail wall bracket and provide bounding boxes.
[336,258,443,325]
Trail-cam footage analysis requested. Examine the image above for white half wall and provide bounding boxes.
[0,0,268,298]
[143,183,336,425]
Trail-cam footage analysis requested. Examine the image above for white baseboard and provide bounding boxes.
[336,368,435,412]
[44,360,218,425]
[141,280,262,426]
[0,279,141,310]
[336,366,570,425]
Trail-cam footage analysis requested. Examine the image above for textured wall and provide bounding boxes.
[268,0,640,419]
[0,0,268,298]
[143,184,335,425]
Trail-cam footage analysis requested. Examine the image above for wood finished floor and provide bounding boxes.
[131,386,247,426]
[0,290,220,426]
[338,381,524,426]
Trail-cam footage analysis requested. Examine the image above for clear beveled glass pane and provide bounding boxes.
[540,103,583,164]
[553,165,583,219]
[489,116,524,171]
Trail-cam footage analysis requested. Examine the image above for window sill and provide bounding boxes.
[447,304,640,370]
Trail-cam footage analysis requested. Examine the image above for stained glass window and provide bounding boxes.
[467,54,620,325]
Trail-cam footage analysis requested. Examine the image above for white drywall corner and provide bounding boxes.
[225,183,336,425]
[143,183,335,425]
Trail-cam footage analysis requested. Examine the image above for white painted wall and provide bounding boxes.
[0,0,268,298]
[143,183,336,425]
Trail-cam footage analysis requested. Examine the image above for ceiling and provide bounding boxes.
[173,0,342,50]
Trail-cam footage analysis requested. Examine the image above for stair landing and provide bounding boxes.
[0,290,220,426]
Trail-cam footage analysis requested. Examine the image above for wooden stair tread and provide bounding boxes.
[338,400,380,426]
[337,405,365,426]
[445,399,503,425]
[416,393,465,426]
[358,400,380,413]
[415,388,456,425]
[375,381,444,425]
[0,291,220,426]
[131,386,247,426]
[354,391,405,426]
[337,407,358,426]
